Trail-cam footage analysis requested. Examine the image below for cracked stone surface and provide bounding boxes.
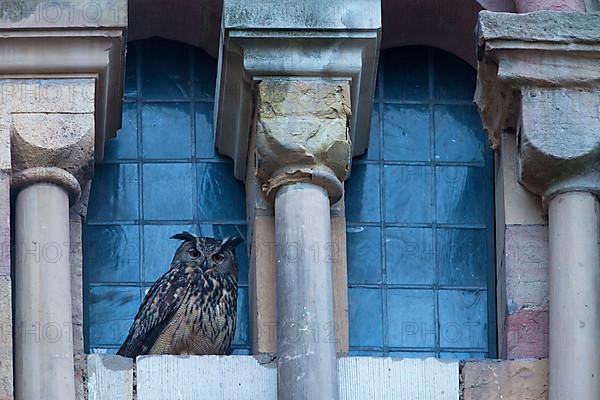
[463,359,549,400]
[255,78,352,197]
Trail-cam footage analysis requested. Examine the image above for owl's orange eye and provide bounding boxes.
[212,253,225,263]
[188,249,200,258]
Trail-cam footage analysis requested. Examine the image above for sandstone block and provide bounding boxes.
[463,359,548,400]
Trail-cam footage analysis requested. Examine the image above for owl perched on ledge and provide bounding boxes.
[118,232,243,357]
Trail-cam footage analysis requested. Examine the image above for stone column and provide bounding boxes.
[214,2,380,397]
[255,78,352,400]
[275,183,337,399]
[14,182,77,400]
[0,3,127,397]
[7,81,95,400]
[548,192,600,399]
[475,11,600,400]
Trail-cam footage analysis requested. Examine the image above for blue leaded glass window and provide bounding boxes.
[84,39,250,355]
[346,47,496,359]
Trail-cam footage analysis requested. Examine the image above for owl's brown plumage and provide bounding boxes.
[117,232,243,357]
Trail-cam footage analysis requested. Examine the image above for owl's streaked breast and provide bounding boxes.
[150,273,237,355]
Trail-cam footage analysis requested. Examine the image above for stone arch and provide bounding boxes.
[381,0,515,66]
[127,0,517,66]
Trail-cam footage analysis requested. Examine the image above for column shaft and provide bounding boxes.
[275,183,338,400]
[14,183,75,400]
[548,191,600,400]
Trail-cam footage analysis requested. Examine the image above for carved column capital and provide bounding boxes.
[254,78,352,203]
[2,79,96,204]
[475,11,600,202]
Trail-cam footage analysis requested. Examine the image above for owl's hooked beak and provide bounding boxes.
[200,257,210,273]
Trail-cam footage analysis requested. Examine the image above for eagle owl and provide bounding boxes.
[118,232,243,357]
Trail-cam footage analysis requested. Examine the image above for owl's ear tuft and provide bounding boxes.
[221,236,244,250]
[170,231,197,242]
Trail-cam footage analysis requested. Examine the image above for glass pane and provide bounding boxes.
[88,164,139,222]
[383,104,430,162]
[348,288,383,348]
[233,287,250,347]
[85,225,140,283]
[438,290,488,349]
[347,226,382,285]
[439,352,486,360]
[142,103,192,159]
[390,351,436,358]
[437,228,487,287]
[387,289,436,349]
[195,102,217,159]
[345,163,381,223]
[123,43,137,98]
[383,165,434,223]
[435,166,486,225]
[434,50,476,102]
[142,224,195,282]
[142,163,194,221]
[363,105,380,161]
[197,163,246,221]
[385,227,434,285]
[434,105,486,164]
[88,286,141,346]
[194,47,217,99]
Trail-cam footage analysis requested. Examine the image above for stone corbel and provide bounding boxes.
[215,0,381,180]
[475,10,600,202]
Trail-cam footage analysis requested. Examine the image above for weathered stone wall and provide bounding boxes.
[0,111,13,400]
[495,133,549,360]
[462,359,549,400]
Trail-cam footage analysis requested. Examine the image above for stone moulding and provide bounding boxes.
[215,0,381,180]
[475,11,600,200]
[0,0,128,163]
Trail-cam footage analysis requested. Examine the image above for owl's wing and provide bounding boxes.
[117,266,189,357]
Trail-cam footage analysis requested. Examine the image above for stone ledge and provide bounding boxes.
[478,11,600,44]
[223,0,381,30]
[87,355,459,400]
[462,359,549,400]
